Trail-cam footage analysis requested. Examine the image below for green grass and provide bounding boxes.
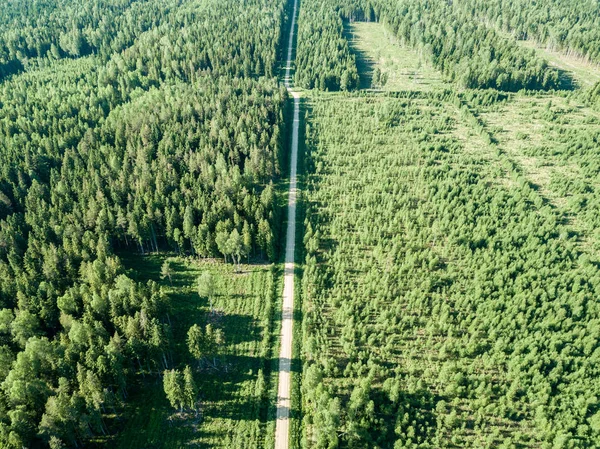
[345,21,446,91]
[97,254,279,449]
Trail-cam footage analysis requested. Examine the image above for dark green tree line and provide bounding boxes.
[456,0,600,64]
[372,0,560,90]
[0,0,289,446]
[295,0,561,91]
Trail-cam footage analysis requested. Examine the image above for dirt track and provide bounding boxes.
[274,0,300,447]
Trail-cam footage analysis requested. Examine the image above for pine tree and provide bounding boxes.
[183,365,197,413]
[163,369,184,412]
[187,324,205,364]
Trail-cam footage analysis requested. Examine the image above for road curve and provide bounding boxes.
[275,0,299,447]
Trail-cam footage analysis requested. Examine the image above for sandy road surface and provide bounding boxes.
[274,0,300,447]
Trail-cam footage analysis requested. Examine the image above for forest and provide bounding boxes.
[294,0,600,448]
[299,89,600,449]
[457,0,600,64]
[295,0,563,91]
[2,0,600,447]
[295,0,359,91]
[0,0,288,447]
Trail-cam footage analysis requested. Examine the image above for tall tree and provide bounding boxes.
[187,324,204,365]
[183,366,197,413]
[163,369,184,412]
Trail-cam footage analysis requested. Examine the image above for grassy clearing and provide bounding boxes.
[519,40,600,88]
[102,254,279,449]
[346,21,446,91]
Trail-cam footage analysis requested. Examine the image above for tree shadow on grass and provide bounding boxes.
[110,251,283,446]
[105,347,290,447]
[117,251,168,283]
[198,354,300,421]
[343,22,376,89]
[556,67,578,91]
[97,379,222,449]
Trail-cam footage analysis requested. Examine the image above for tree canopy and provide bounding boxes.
[0,0,288,446]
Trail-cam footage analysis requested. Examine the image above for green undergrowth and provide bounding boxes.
[100,254,280,449]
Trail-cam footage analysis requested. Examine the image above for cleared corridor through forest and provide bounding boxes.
[274,0,299,447]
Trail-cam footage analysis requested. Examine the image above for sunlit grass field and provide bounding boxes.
[346,21,445,91]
